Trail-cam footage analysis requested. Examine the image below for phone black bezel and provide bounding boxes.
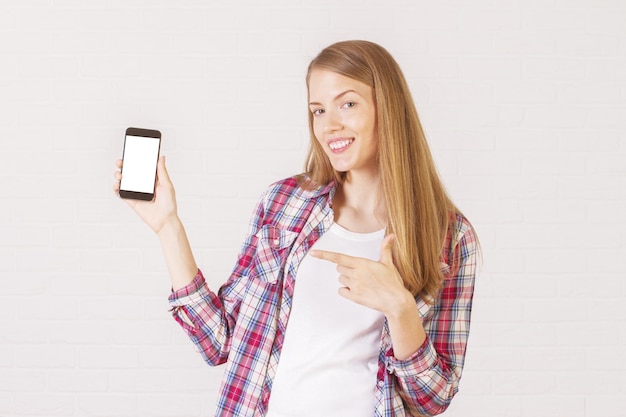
[119,127,162,201]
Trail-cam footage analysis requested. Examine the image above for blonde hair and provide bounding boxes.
[303,40,467,301]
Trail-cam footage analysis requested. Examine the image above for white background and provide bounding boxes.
[0,1,625,416]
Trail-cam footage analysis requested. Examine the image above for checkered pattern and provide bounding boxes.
[169,176,478,417]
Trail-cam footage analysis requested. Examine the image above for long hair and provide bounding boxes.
[304,40,467,302]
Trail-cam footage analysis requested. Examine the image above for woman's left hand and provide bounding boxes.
[310,234,413,315]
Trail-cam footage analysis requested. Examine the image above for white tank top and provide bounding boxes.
[266,223,386,417]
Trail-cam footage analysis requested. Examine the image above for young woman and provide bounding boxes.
[113,40,478,417]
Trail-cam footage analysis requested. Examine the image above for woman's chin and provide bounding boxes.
[328,160,352,173]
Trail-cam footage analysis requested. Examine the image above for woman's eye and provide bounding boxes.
[312,108,325,116]
[343,101,356,109]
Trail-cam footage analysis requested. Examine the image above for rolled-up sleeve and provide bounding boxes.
[168,270,233,365]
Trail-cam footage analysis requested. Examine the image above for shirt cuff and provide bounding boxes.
[386,335,439,378]
[168,269,206,306]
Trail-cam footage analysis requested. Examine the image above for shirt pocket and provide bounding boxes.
[250,225,299,284]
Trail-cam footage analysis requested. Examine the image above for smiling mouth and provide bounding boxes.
[328,138,354,151]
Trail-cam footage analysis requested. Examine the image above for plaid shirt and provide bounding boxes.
[169,176,478,417]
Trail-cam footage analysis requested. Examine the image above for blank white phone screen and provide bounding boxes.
[120,135,160,194]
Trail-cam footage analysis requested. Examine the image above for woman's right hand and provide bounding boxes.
[113,155,179,235]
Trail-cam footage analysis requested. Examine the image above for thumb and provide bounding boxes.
[379,234,395,265]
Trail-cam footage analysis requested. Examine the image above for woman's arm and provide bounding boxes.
[386,220,478,416]
[157,217,198,291]
[167,191,269,365]
[114,156,198,290]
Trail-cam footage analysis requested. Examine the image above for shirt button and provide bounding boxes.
[377,380,384,388]
[273,239,280,246]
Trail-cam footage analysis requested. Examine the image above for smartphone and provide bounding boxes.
[119,127,161,201]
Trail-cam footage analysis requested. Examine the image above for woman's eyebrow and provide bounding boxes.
[309,89,360,107]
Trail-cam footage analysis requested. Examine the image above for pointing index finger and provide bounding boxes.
[310,249,358,267]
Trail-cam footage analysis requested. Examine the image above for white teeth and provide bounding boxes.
[329,139,353,150]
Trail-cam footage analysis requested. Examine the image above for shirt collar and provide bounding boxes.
[298,176,337,201]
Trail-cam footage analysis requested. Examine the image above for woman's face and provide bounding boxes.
[308,69,378,177]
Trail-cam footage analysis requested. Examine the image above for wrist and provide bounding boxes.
[384,290,426,361]
[386,290,419,322]
[156,215,183,239]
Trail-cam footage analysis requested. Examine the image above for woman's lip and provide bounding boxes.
[327,137,354,152]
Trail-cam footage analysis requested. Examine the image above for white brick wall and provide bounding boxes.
[0,1,624,416]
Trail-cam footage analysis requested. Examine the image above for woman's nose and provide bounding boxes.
[323,110,342,133]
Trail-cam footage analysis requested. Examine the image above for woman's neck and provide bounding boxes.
[333,171,387,233]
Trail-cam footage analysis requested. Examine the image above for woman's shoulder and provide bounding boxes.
[260,174,335,203]
[448,211,479,256]
[253,175,335,230]
[452,212,474,237]
[440,212,480,278]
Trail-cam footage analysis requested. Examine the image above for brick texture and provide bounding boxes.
[0,1,624,416]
